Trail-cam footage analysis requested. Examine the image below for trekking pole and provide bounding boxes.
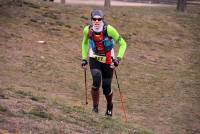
[84,69,88,105]
[114,69,127,122]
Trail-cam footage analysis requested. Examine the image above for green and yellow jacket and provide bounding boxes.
[82,24,127,64]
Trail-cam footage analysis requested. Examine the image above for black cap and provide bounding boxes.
[91,9,104,19]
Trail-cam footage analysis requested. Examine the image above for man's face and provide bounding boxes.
[92,17,103,29]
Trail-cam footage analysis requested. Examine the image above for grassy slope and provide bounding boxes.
[0,0,200,134]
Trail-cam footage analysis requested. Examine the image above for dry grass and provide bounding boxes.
[0,0,200,134]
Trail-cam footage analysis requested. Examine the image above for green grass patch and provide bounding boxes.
[30,95,45,102]
[0,118,5,123]
[14,90,45,102]
[15,90,32,97]
[0,105,7,112]
[27,108,52,119]
[49,99,153,134]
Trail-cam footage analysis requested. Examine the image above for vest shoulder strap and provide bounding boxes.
[103,22,108,37]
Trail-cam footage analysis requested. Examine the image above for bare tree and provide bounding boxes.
[104,0,111,8]
[43,0,54,2]
[177,0,187,12]
[61,0,65,4]
[151,0,160,3]
[13,0,23,6]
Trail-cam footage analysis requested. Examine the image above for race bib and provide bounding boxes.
[93,54,106,63]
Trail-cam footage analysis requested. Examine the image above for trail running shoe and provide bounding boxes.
[105,103,113,117]
[92,106,98,113]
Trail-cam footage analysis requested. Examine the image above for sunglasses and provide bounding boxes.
[92,18,102,21]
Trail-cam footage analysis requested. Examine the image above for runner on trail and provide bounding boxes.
[81,9,127,116]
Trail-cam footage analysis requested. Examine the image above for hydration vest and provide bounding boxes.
[88,24,115,55]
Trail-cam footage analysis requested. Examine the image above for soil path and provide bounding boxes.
[54,0,174,7]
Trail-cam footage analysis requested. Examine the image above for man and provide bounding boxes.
[81,9,127,117]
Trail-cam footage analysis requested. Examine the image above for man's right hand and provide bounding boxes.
[81,59,88,69]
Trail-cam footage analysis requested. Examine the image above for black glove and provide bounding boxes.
[113,58,121,67]
[81,59,88,67]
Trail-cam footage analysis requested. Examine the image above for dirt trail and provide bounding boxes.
[54,0,174,7]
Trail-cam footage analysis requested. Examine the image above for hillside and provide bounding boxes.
[0,0,200,134]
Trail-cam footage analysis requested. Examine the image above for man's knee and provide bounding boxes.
[91,69,101,78]
[91,69,101,88]
[102,78,112,95]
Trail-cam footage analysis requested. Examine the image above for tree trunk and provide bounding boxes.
[151,0,160,3]
[13,0,23,6]
[177,0,187,12]
[61,0,65,4]
[104,0,111,8]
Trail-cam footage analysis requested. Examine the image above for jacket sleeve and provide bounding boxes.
[82,26,89,60]
[107,25,127,59]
